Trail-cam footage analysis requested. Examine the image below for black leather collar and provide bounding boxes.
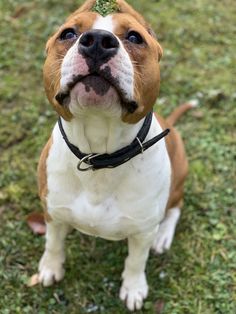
[58,112,170,171]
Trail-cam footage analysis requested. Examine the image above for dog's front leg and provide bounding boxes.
[39,221,70,286]
[119,230,156,311]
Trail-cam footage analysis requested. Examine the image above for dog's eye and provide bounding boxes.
[127,31,143,44]
[60,28,78,41]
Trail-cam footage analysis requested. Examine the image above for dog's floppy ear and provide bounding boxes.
[156,42,163,62]
[148,28,163,62]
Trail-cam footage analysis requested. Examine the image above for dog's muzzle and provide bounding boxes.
[55,29,138,113]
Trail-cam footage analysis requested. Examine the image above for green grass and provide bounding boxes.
[0,0,235,313]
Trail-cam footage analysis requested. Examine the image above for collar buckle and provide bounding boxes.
[77,153,101,172]
[136,136,144,153]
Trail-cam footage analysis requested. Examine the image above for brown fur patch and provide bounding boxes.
[37,136,53,222]
[155,113,188,211]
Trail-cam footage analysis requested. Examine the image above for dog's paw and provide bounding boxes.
[119,273,148,311]
[152,223,174,254]
[152,207,180,254]
[38,251,65,286]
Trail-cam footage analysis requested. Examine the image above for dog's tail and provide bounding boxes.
[166,100,199,126]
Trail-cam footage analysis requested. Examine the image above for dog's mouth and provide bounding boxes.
[80,74,112,96]
[55,70,138,114]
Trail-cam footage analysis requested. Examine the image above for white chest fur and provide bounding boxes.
[46,116,171,240]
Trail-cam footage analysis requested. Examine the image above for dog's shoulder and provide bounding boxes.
[155,113,188,209]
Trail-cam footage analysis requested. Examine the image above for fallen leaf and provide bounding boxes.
[191,110,204,118]
[27,212,46,235]
[154,300,165,314]
[12,6,28,19]
[27,273,40,287]
[11,4,34,19]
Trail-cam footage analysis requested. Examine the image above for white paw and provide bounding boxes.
[119,273,148,311]
[38,251,65,286]
[152,224,174,254]
[152,208,180,254]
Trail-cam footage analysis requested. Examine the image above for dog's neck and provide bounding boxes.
[60,113,144,155]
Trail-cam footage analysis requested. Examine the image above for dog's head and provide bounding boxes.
[43,0,163,123]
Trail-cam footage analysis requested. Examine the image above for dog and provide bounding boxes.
[37,0,192,311]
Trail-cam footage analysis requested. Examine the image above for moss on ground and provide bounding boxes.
[0,0,235,313]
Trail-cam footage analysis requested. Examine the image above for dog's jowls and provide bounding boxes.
[37,0,189,311]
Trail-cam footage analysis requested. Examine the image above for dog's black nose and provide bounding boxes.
[78,29,119,62]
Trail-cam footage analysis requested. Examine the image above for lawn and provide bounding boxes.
[0,0,235,313]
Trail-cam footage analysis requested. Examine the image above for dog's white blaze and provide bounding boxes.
[92,15,114,32]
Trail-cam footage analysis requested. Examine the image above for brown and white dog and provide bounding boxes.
[37,0,192,311]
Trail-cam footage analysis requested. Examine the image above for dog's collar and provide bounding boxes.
[58,112,170,171]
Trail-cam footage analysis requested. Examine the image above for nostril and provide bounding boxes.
[102,35,119,49]
[80,34,94,47]
[78,30,119,59]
